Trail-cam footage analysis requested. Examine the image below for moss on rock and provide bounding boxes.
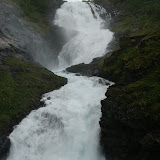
[97,31,160,83]
[4,0,63,32]
[0,57,67,134]
[97,31,160,160]
[95,0,160,36]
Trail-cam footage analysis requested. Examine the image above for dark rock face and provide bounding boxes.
[0,134,10,160]
[99,33,160,159]
[0,0,62,68]
[100,85,160,160]
[0,1,67,159]
[0,1,39,60]
[0,55,67,159]
[67,31,160,160]
[0,30,33,63]
[66,57,102,77]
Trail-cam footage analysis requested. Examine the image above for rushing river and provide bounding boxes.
[7,1,113,160]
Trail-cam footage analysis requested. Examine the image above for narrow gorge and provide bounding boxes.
[0,0,160,160]
[1,0,113,160]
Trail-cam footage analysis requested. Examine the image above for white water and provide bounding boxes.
[54,2,113,69]
[7,2,113,160]
[7,72,112,160]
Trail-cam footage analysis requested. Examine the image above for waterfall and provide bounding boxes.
[54,2,113,70]
[6,1,113,160]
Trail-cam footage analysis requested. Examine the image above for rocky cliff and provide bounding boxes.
[0,0,67,159]
[67,31,160,160]
[67,0,160,159]
[98,31,160,160]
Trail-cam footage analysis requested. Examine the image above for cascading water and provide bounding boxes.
[6,1,113,160]
[54,2,113,70]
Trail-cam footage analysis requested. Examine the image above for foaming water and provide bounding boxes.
[7,72,112,160]
[54,2,113,69]
[7,2,113,160]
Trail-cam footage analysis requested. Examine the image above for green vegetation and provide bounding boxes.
[93,1,160,158]
[94,1,160,118]
[97,31,160,119]
[0,57,66,133]
[95,0,160,16]
[94,0,160,35]
[123,67,160,119]
[5,0,63,30]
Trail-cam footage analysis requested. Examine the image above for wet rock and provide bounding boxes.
[0,133,10,160]
[66,57,103,77]
[67,31,160,160]
[67,63,94,76]
[0,38,11,51]
[0,1,61,67]
[0,2,67,159]
[100,84,160,160]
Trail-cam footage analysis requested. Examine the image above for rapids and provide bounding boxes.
[7,1,113,160]
[54,2,113,70]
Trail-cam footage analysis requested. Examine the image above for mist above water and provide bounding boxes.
[54,2,113,70]
[66,0,83,2]
[7,2,113,160]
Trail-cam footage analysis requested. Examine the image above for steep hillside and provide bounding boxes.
[67,0,160,159]
[5,0,63,30]
[0,0,66,159]
[98,31,160,160]
[95,1,160,159]
[95,0,160,36]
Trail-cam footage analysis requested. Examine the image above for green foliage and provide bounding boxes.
[15,0,51,14]
[97,31,160,119]
[13,0,51,26]
[118,66,160,119]
[6,0,62,30]
[0,57,66,133]
[95,0,160,15]
[94,0,160,35]
[99,31,160,81]
[125,0,160,16]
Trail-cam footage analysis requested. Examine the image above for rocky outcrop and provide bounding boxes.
[0,52,67,160]
[0,1,67,159]
[0,55,67,159]
[100,85,160,160]
[99,32,160,160]
[66,31,160,160]
[0,0,64,68]
[0,1,39,60]
[66,57,104,77]
[0,30,33,63]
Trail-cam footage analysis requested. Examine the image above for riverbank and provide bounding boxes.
[0,0,67,159]
[67,30,160,160]
[67,0,160,159]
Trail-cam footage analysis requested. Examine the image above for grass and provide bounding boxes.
[97,30,160,119]
[0,57,66,133]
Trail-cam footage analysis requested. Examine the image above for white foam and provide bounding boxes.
[54,2,113,69]
[7,2,113,160]
[7,72,112,160]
